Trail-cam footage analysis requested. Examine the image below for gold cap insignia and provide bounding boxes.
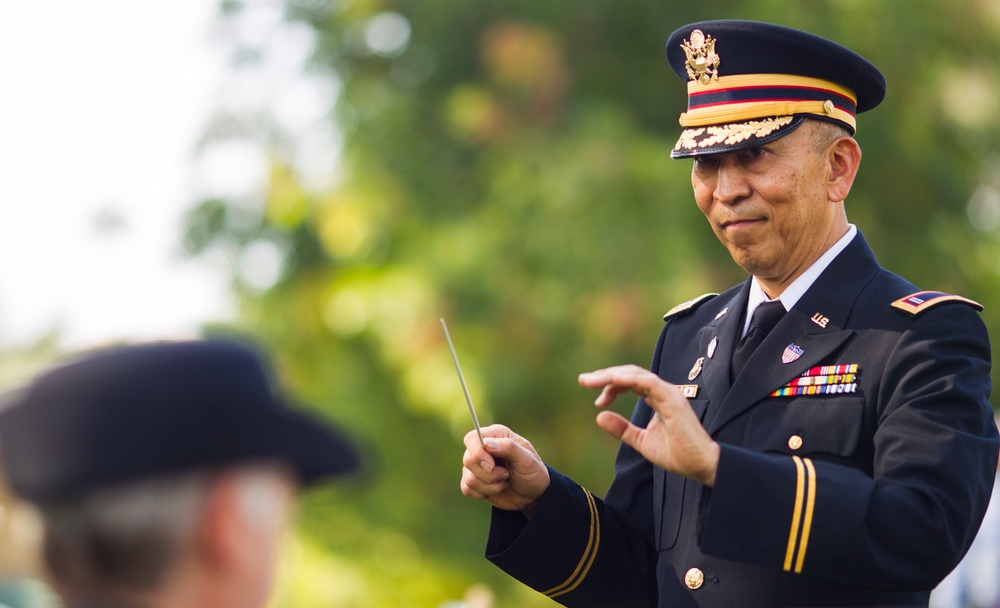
[681,29,720,84]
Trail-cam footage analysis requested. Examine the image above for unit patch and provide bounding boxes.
[891,291,983,316]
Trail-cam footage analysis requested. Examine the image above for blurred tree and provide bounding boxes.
[0,334,62,394]
[187,1,1000,605]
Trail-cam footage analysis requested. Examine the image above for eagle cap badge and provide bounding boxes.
[681,29,720,84]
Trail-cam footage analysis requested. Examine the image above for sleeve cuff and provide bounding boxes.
[701,444,809,571]
[486,466,601,594]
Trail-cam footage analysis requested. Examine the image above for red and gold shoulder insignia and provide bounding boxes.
[891,291,983,316]
[664,293,718,321]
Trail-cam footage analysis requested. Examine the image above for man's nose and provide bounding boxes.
[714,163,751,205]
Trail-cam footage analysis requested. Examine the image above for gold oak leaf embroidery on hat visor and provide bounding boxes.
[674,116,795,151]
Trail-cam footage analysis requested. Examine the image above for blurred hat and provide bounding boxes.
[666,20,886,158]
[0,340,360,503]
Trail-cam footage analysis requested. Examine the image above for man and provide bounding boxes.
[460,20,999,608]
[0,339,360,608]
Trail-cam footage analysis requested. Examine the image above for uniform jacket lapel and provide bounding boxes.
[695,287,747,421]
[706,232,882,435]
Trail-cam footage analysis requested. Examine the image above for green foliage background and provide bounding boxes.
[184,1,1000,606]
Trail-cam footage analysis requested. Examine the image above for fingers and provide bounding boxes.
[579,365,669,407]
[594,410,631,441]
[479,433,534,474]
[460,459,509,500]
[460,426,520,500]
[463,423,513,470]
[460,425,551,510]
[463,429,505,479]
[595,409,650,453]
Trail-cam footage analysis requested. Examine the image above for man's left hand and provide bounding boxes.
[579,365,720,487]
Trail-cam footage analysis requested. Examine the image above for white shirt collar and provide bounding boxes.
[742,224,857,337]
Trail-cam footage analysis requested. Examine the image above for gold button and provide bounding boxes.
[685,567,704,590]
[823,99,835,115]
[788,435,803,450]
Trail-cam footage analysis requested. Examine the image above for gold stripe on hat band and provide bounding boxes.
[686,73,858,103]
[680,100,857,131]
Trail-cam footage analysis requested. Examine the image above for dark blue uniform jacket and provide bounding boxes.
[486,232,999,607]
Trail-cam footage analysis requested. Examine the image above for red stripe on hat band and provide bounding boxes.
[678,73,860,131]
[688,98,854,115]
[679,100,857,131]
[690,85,855,105]
[687,88,857,115]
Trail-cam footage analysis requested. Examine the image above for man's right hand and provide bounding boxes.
[460,424,550,518]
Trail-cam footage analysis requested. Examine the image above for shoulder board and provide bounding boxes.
[891,291,984,316]
[663,293,719,321]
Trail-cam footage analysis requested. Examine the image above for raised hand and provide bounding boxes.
[579,364,720,487]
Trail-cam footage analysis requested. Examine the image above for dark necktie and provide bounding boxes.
[730,300,786,381]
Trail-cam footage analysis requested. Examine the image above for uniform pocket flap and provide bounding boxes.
[745,396,864,457]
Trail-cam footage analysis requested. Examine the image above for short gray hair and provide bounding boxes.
[39,469,213,594]
[39,464,290,596]
[809,118,851,152]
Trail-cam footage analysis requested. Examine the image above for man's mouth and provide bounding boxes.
[721,217,765,230]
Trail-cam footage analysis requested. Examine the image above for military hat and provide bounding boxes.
[666,20,886,158]
[0,340,361,503]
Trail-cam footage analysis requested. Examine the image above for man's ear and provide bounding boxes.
[827,136,862,203]
[194,474,243,573]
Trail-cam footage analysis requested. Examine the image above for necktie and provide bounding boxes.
[730,300,786,381]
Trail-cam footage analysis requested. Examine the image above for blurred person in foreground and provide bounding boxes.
[0,339,360,608]
[0,469,49,608]
[460,20,999,608]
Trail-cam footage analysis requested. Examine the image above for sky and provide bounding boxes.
[0,1,235,349]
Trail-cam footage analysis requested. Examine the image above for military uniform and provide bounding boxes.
[485,231,998,607]
[475,19,999,607]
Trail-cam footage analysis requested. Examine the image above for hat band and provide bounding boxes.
[680,73,858,132]
[680,100,857,132]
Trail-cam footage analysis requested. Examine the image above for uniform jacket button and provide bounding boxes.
[685,567,705,590]
[788,434,803,450]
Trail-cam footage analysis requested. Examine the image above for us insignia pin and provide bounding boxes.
[811,313,830,329]
[707,337,718,359]
[715,307,729,320]
[688,357,704,381]
[782,344,804,364]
